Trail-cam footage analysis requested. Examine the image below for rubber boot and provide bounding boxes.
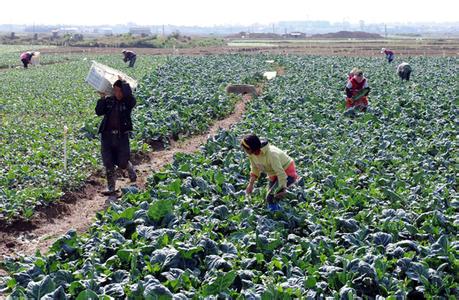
[102,168,117,195]
[127,161,137,182]
[267,202,281,212]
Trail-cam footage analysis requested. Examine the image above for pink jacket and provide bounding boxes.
[20,52,32,61]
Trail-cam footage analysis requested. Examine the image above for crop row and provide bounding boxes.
[0,45,81,69]
[0,53,271,222]
[1,55,457,298]
[134,54,268,145]
[0,55,159,220]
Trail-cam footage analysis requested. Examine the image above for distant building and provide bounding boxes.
[100,27,113,35]
[129,27,151,35]
[285,31,306,38]
[60,27,79,34]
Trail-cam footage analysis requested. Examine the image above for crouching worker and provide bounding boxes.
[122,49,137,68]
[96,77,137,195]
[241,134,299,212]
[397,62,412,81]
[345,69,370,111]
[20,51,34,68]
[381,48,395,63]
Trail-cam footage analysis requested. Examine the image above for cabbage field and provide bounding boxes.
[0,46,83,69]
[0,53,161,221]
[0,50,458,299]
[0,51,266,221]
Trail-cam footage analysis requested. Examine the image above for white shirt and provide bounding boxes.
[397,62,410,72]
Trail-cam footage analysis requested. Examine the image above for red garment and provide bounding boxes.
[384,49,394,55]
[346,96,368,109]
[345,78,368,110]
[349,77,366,97]
[268,161,298,182]
[20,52,31,61]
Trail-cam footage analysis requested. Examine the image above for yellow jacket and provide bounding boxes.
[248,143,293,188]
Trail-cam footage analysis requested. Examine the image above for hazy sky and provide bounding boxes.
[1,0,458,26]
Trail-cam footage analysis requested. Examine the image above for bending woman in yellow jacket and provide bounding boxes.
[241,134,299,211]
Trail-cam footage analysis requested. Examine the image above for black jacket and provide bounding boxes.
[123,51,136,62]
[95,81,136,134]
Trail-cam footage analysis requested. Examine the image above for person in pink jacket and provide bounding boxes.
[20,51,34,68]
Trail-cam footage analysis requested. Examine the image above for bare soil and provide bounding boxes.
[0,94,252,261]
[1,39,456,72]
[35,39,459,57]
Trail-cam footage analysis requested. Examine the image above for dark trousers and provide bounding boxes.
[128,56,136,67]
[400,70,411,81]
[266,176,297,203]
[101,132,130,170]
[387,54,394,63]
[268,176,297,193]
[21,59,29,68]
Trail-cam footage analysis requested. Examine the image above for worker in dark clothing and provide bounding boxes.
[397,62,412,81]
[96,77,137,195]
[122,49,137,67]
[20,51,34,68]
[381,48,395,63]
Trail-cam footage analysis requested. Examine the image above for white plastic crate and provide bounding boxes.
[30,52,40,66]
[85,61,138,95]
[263,71,277,80]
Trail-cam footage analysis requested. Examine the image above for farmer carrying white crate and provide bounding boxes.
[95,76,137,195]
[20,51,34,68]
[122,49,137,68]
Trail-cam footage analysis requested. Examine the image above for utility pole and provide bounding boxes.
[162,24,165,36]
[272,23,275,34]
[384,24,387,38]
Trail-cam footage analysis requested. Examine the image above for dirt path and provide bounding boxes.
[0,94,251,261]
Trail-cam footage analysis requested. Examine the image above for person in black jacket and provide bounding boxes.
[397,62,412,81]
[122,49,137,67]
[96,77,137,195]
